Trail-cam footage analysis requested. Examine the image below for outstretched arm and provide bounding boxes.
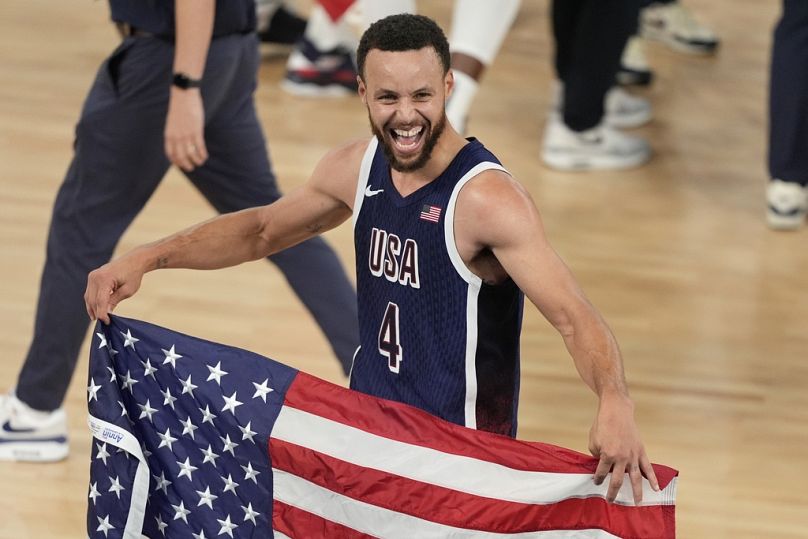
[455,171,659,505]
[85,140,367,323]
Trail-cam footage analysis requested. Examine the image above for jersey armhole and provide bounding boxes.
[444,162,510,286]
[352,137,379,230]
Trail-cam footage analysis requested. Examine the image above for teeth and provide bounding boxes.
[393,127,423,137]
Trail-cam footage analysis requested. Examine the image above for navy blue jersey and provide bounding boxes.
[351,137,525,437]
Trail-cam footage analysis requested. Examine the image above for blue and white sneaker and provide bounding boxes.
[767,179,807,230]
[0,392,68,462]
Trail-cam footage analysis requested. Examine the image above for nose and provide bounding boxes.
[395,98,418,124]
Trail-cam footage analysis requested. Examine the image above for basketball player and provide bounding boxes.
[85,14,658,504]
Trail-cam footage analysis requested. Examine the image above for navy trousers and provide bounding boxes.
[769,0,808,186]
[552,0,642,131]
[17,33,359,410]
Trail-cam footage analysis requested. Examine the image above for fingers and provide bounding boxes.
[595,455,649,505]
[85,270,116,325]
[629,462,644,505]
[593,455,611,486]
[605,460,625,503]
[165,137,208,172]
[640,451,659,491]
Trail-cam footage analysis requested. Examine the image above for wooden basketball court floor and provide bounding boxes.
[1,1,806,537]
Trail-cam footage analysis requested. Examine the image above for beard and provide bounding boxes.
[369,110,447,173]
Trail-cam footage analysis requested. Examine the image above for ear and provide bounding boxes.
[358,76,367,104]
[445,69,455,102]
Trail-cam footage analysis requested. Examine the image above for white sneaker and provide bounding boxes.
[0,392,69,462]
[541,115,651,172]
[552,83,652,129]
[767,179,808,230]
[604,87,653,129]
[641,1,719,55]
[617,36,654,87]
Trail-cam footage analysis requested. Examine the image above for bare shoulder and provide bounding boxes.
[310,137,374,209]
[455,169,543,247]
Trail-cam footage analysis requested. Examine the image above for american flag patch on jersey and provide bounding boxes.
[420,204,442,223]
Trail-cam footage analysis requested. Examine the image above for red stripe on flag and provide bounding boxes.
[317,0,355,21]
[273,500,373,539]
[285,373,677,487]
[270,438,676,538]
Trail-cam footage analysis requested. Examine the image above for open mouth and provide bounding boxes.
[389,125,425,155]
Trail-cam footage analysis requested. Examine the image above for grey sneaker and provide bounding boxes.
[767,179,807,230]
[641,2,719,55]
[0,392,69,462]
[542,115,651,172]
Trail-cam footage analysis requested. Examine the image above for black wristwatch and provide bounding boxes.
[172,72,202,90]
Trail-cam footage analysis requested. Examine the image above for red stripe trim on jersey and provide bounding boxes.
[285,373,677,488]
[270,438,675,538]
[273,500,374,539]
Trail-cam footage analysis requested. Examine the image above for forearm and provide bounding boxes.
[174,0,214,80]
[558,301,630,400]
[127,208,273,274]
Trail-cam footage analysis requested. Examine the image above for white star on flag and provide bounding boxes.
[177,457,199,481]
[155,514,168,534]
[96,515,115,537]
[87,378,101,402]
[222,474,239,495]
[252,378,274,402]
[242,502,261,525]
[200,404,216,425]
[180,374,198,396]
[120,370,138,392]
[239,421,257,443]
[96,332,108,348]
[153,472,171,495]
[157,428,178,451]
[161,387,177,410]
[140,358,158,378]
[220,434,239,456]
[138,399,158,421]
[88,482,101,505]
[221,391,242,415]
[217,515,238,538]
[241,462,260,483]
[108,475,125,499]
[201,445,220,466]
[196,486,218,509]
[180,415,198,440]
[162,345,182,368]
[106,366,117,383]
[206,361,228,384]
[96,442,110,465]
[171,500,191,523]
[121,329,139,349]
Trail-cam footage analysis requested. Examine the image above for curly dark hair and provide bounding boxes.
[356,14,451,78]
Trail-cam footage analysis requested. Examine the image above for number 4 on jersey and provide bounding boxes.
[378,302,402,373]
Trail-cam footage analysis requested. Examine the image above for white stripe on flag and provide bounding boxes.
[271,406,673,506]
[273,468,622,539]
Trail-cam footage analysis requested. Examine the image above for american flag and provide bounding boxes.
[419,204,442,223]
[87,316,678,538]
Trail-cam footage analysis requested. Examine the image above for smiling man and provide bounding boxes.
[85,14,658,505]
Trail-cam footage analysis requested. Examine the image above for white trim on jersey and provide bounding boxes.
[444,161,510,429]
[352,137,380,230]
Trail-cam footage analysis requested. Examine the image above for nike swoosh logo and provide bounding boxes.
[2,420,35,434]
[364,185,384,197]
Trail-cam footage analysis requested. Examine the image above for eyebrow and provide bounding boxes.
[373,86,434,97]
